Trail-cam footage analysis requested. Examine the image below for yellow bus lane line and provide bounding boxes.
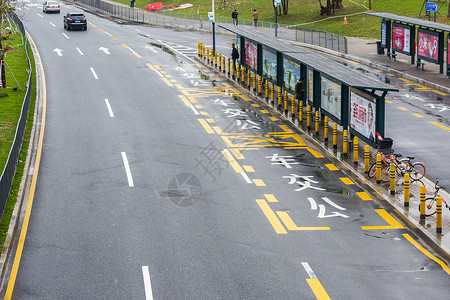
[255,199,287,234]
[277,211,330,231]
[302,262,332,300]
[198,119,215,134]
[361,209,404,230]
[429,121,450,131]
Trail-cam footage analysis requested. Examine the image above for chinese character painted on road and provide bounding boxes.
[222,108,248,118]
[267,153,299,168]
[308,197,349,218]
[236,120,261,130]
[283,174,326,191]
[211,98,235,107]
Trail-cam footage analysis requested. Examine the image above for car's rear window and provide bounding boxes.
[70,13,84,16]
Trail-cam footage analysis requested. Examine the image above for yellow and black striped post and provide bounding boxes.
[306,105,311,129]
[284,91,288,115]
[218,53,222,70]
[271,84,275,106]
[241,66,245,83]
[207,47,210,63]
[222,56,226,74]
[236,63,240,81]
[291,95,296,121]
[324,116,329,141]
[214,51,218,67]
[343,129,348,157]
[376,153,382,184]
[228,58,231,77]
[299,100,303,124]
[404,173,410,207]
[258,76,262,95]
[253,73,256,92]
[390,162,395,195]
[333,123,337,149]
[437,196,443,233]
[353,136,358,165]
[265,80,269,101]
[420,185,426,219]
[277,87,282,110]
[198,42,201,57]
[247,69,251,89]
[203,45,206,61]
[315,111,320,135]
[364,145,370,173]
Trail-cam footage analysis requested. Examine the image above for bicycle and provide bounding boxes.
[368,153,425,182]
[421,180,449,216]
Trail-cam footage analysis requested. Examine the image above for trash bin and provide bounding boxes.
[376,41,384,55]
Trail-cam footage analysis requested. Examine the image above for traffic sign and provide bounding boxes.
[426,2,438,12]
[274,0,281,7]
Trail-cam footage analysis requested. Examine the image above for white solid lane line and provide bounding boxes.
[62,33,69,39]
[37,13,43,17]
[241,173,252,184]
[49,22,55,27]
[121,152,134,187]
[76,47,84,55]
[90,67,98,80]
[142,266,154,300]
[302,262,317,279]
[104,99,114,117]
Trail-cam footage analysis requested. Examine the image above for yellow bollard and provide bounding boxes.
[277,87,282,110]
[404,173,410,207]
[253,73,256,92]
[306,105,311,129]
[333,123,337,148]
[324,116,329,141]
[284,91,288,115]
[198,42,200,57]
[437,196,443,233]
[299,100,303,124]
[390,162,395,195]
[203,45,206,61]
[231,62,235,79]
[376,153,382,184]
[241,66,245,83]
[207,47,210,63]
[247,69,251,89]
[271,84,275,105]
[315,111,320,135]
[343,129,348,157]
[236,64,240,81]
[218,53,222,70]
[265,80,269,100]
[222,56,226,74]
[420,185,426,219]
[214,51,217,67]
[258,76,262,95]
[353,136,358,165]
[291,95,296,120]
[364,145,370,173]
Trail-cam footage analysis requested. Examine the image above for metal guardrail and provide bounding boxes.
[0,13,32,220]
[75,0,347,54]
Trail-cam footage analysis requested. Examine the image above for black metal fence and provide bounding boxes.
[0,13,32,220]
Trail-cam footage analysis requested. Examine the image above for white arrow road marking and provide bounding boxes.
[145,45,158,53]
[76,47,83,55]
[142,266,154,300]
[62,33,69,39]
[104,99,114,117]
[53,48,63,56]
[121,152,134,187]
[99,47,111,54]
[90,67,98,79]
[37,13,43,17]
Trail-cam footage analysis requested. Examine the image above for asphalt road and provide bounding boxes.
[2,1,450,299]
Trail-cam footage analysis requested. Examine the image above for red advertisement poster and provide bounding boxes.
[245,41,257,70]
[417,30,439,62]
[392,25,410,53]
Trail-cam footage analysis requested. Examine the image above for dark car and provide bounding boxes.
[64,12,87,31]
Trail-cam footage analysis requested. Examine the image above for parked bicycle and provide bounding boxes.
[368,153,425,182]
[421,179,449,216]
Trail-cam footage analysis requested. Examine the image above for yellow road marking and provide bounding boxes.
[403,233,450,276]
[200,111,209,115]
[195,105,203,109]
[230,148,245,159]
[241,96,251,101]
[162,78,173,86]
[413,113,424,118]
[256,199,287,234]
[252,104,260,107]
[133,51,142,58]
[175,84,184,89]
[178,95,192,107]
[90,23,97,27]
[261,110,269,114]
[307,148,324,158]
[387,73,395,76]
[264,194,278,202]
[110,35,117,40]
[161,71,167,74]
[198,119,214,134]
[269,116,278,120]
[146,63,156,71]
[385,100,393,103]
[206,119,215,123]
[165,75,172,78]
[277,211,330,231]
[99,28,106,33]
[356,192,372,201]
[222,150,244,173]
[431,89,448,96]
[340,177,355,185]
[398,106,409,111]
[361,209,404,230]
[279,125,293,133]
[170,80,177,83]
[121,43,129,48]
[243,165,255,172]
[155,65,168,69]
[253,179,266,186]
[4,34,47,299]
[306,279,331,300]
[325,164,338,171]
[188,96,198,103]
[429,121,450,131]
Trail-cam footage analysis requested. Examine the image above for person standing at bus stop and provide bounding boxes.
[231,43,239,71]
[253,9,259,27]
[295,78,304,102]
[232,9,238,25]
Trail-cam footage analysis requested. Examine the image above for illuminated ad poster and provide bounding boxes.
[392,23,411,54]
[350,91,376,143]
[448,36,450,66]
[381,20,387,47]
[417,29,439,63]
[262,46,277,81]
[307,69,313,102]
[245,39,258,70]
[320,76,341,119]
[283,58,300,91]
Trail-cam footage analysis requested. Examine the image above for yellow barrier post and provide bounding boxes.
[218,53,222,71]
[222,56,226,74]
[299,100,303,124]
[211,49,214,65]
[277,87,282,110]
[198,42,200,57]
[284,91,288,115]
[271,83,275,106]
[306,105,311,129]
[343,129,348,157]
[420,185,426,219]
[324,116,329,141]
[291,95,296,121]
[258,76,262,95]
[390,162,395,195]
[404,173,410,207]
[265,80,269,101]
[253,73,256,92]
[207,47,210,63]
[333,123,337,148]
[236,63,240,81]
[437,196,443,233]
[353,136,358,165]
[315,111,320,135]
[228,58,231,77]
[364,145,369,173]
[376,153,382,184]
[203,45,206,61]
[241,66,245,83]
[214,51,217,67]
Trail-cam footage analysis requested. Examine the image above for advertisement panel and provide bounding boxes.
[245,39,258,70]
[417,28,439,63]
[350,91,376,143]
[307,69,313,103]
[448,36,450,66]
[392,23,411,54]
[262,46,277,81]
[283,58,300,91]
[320,76,341,119]
[381,20,387,47]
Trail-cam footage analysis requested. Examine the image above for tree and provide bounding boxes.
[318,0,343,15]
[0,1,15,88]
[281,0,289,15]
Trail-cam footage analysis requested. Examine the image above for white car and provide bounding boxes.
[43,1,60,13]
